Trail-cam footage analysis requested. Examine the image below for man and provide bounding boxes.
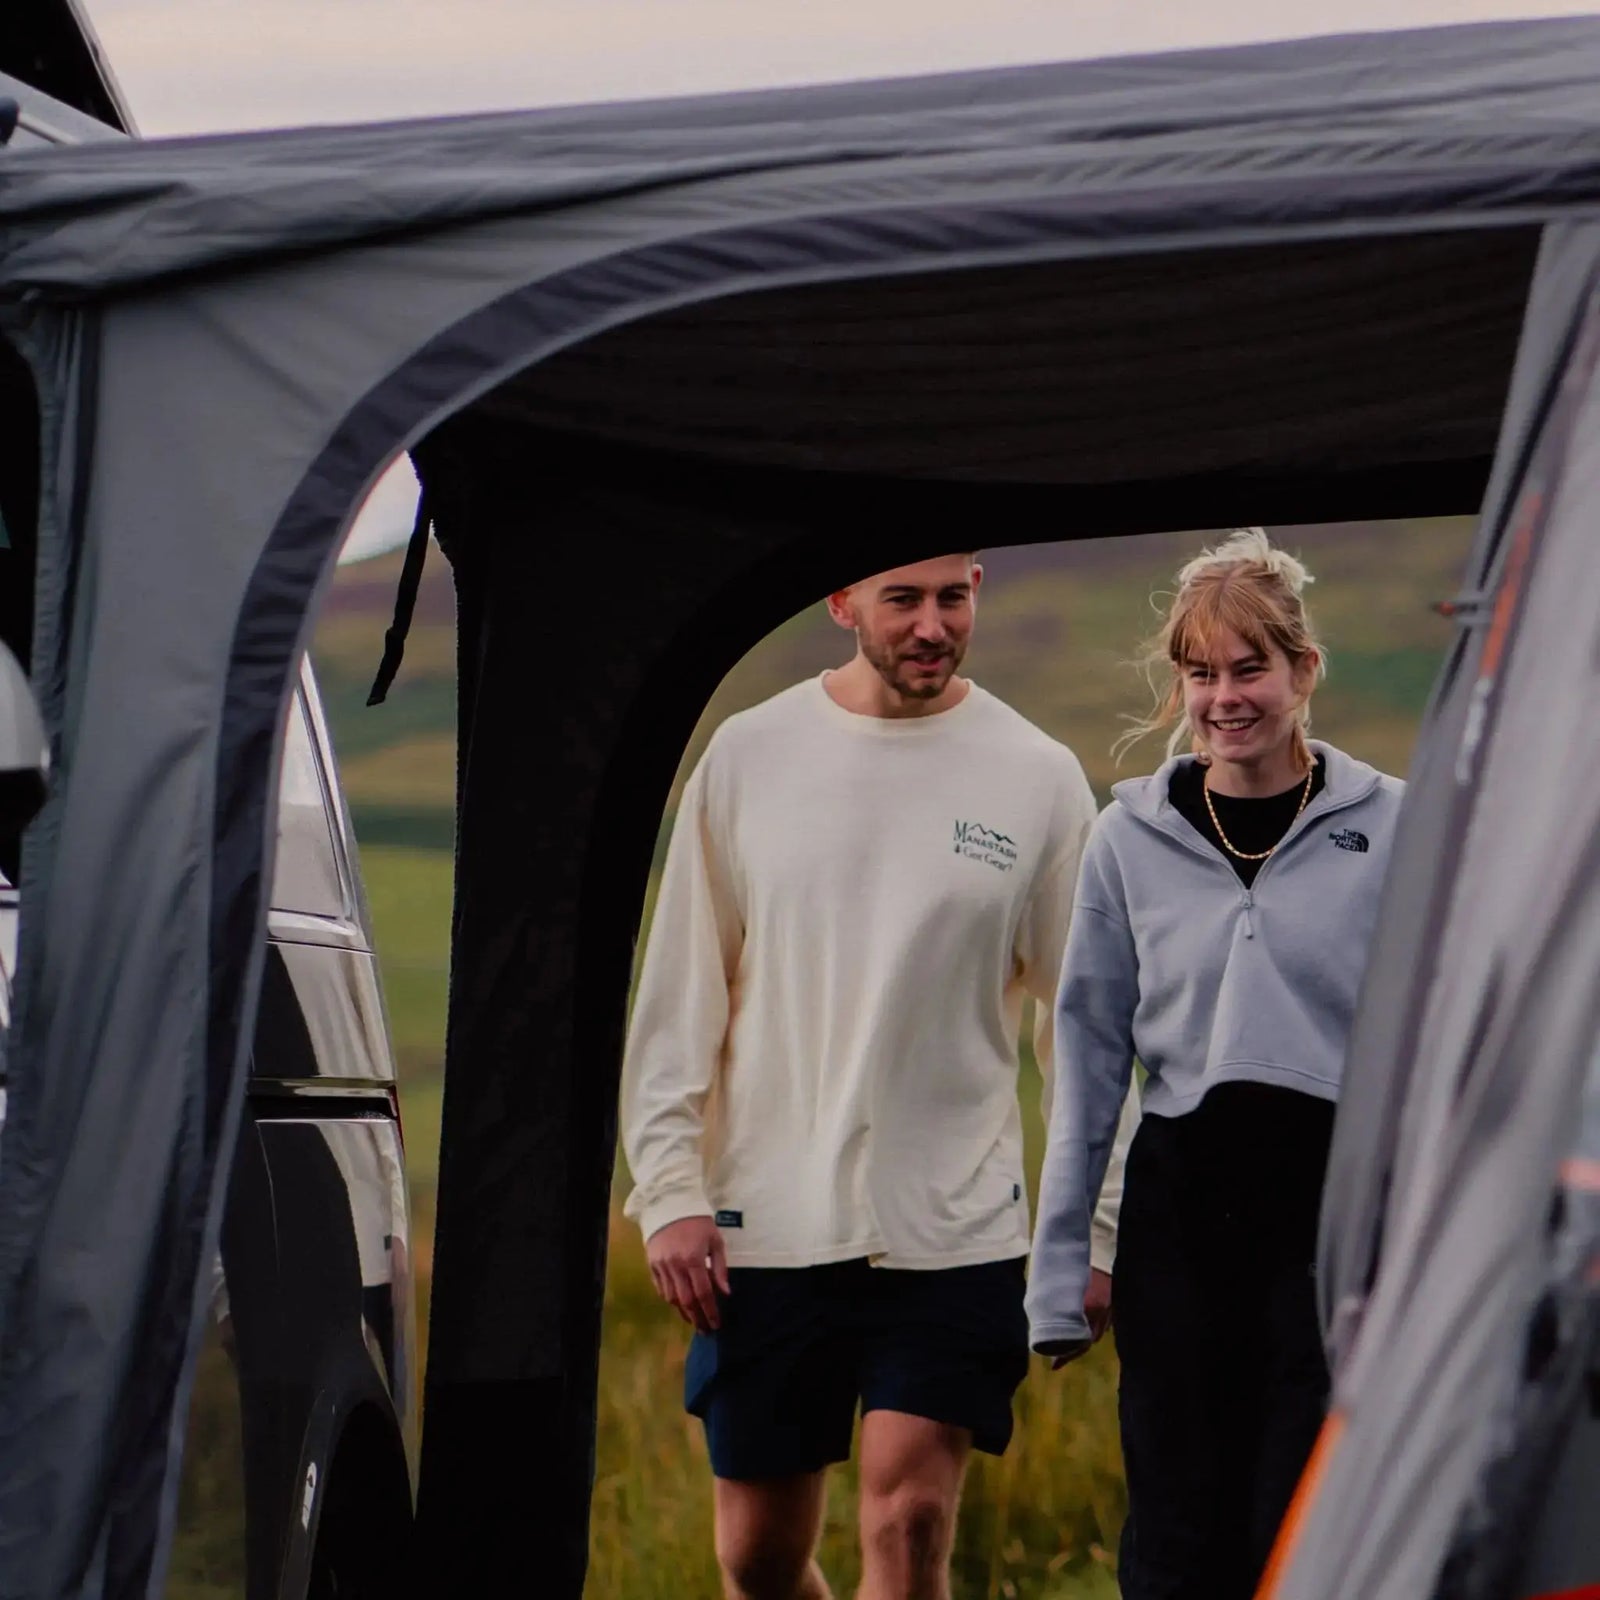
[622,552,1136,1600]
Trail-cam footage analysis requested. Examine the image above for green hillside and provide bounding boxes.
[314,548,459,851]
[314,516,1475,850]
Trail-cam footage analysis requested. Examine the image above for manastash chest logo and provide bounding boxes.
[953,820,1019,873]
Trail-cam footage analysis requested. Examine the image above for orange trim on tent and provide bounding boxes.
[1253,1410,1347,1599]
[1559,1155,1600,1192]
[1479,487,1541,680]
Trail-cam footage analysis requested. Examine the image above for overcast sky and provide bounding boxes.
[79,0,1600,558]
[89,0,1600,135]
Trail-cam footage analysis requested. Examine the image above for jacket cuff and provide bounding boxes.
[627,1181,713,1243]
[1030,1315,1091,1358]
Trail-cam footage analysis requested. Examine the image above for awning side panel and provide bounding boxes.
[1284,219,1600,1600]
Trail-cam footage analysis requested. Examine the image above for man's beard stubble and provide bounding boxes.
[861,631,963,701]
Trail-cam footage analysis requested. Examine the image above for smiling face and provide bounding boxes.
[827,554,981,706]
[1180,626,1316,775]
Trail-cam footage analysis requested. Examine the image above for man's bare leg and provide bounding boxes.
[714,1471,833,1600]
[856,1412,970,1600]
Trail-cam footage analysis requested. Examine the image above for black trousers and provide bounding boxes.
[1114,1083,1335,1600]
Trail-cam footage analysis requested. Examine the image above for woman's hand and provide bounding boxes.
[1049,1269,1114,1369]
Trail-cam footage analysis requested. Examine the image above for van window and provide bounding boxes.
[274,696,345,920]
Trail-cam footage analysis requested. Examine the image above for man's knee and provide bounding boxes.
[714,1472,827,1600]
[861,1483,955,1576]
[715,1519,814,1599]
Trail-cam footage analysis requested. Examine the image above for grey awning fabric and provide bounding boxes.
[2,16,1600,1599]
[1316,218,1600,1368]
[4,16,1600,303]
[1288,220,1600,1600]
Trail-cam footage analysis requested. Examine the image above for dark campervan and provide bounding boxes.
[0,9,418,1597]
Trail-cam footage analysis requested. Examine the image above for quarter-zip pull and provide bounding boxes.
[1242,893,1255,938]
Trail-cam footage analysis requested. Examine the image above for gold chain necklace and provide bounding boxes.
[1202,766,1314,861]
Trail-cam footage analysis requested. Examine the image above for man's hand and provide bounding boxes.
[646,1215,731,1333]
[1084,1267,1113,1342]
[1050,1269,1114,1370]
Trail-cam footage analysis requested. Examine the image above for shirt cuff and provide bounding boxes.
[1090,1216,1117,1275]
[626,1180,713,1244]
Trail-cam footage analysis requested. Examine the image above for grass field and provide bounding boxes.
[330,517,1476,1597]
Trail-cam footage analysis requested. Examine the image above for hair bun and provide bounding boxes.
[1175,526,1313,596]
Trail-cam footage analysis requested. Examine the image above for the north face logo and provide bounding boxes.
[1329,829,1369,853]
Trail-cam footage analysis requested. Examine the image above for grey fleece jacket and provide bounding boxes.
[1026,741,1404,1356]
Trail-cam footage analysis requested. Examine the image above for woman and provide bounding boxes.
[1026,528,1404,1600]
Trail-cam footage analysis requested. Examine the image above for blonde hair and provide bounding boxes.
[1115,527,1327,767]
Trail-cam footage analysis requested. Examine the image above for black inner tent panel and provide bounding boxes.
[411,220,1536,1595]
[481,226,1539,517]
[412,420,908,1596]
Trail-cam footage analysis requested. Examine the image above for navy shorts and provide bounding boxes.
[683,1256,1029,1481]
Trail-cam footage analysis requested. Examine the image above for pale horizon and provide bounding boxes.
[90,0,1600,137]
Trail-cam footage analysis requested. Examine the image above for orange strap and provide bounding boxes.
[1252,1410,1600,1600]
[1253,1411,1346,1599]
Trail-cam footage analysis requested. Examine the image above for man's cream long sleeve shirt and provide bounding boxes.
[622,677,1134,1271]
